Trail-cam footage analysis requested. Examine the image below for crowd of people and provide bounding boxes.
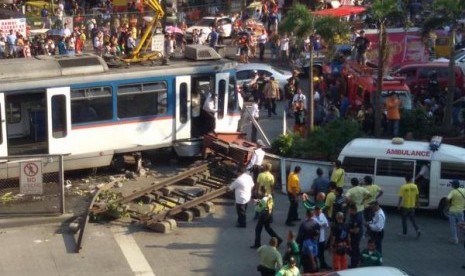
[228,151,465,274]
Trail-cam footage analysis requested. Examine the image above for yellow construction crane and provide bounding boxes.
[120,0,165,64]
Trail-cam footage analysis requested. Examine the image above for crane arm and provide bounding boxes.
[122,0,165,63]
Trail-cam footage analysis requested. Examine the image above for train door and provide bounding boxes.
[214,72,229,132]
[46,87,72,155]
[0,94,7,157]
[175,76,191,141]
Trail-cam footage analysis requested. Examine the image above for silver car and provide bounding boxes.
[236,63,292,100]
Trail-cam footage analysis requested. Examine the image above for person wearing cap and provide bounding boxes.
[446,179,465,245]
[397,174,421,239]
[354,30,370,65]
[363,176,383,222]
[365,201,385,254]
[263,76,280,117]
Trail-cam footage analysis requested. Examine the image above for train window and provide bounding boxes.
[117,82,167,118]
[228,76,237,113]
[342,157,375,174]
[440,162,465,180]
[51,95,67,138]
[71,87,112,124]
[217,79,226,119]
[376,159,414,177]
[6,102,21,124]
[179,83,188,123]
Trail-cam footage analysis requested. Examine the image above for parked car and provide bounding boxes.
[324,266,411,276]
[185,16,233,42]
[236,63,292,101]
[392,62,465,96]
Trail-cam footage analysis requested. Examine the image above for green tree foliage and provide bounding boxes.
[271,120,362,161]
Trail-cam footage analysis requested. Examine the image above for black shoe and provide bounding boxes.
[250,244,260,249]
[285,222,296,226]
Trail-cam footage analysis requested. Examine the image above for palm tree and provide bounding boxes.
[421,0,465,128]
[367,0,399,137]
[280,4,349,135]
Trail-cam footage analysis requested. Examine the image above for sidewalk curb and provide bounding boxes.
[0,213,75,229]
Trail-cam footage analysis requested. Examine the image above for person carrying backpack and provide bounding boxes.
[251,186,282,249]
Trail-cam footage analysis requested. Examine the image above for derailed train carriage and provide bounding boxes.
[0,45,240,176]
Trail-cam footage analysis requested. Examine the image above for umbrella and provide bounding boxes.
[165,25,184,34]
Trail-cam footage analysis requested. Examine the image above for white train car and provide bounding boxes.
[0,46,240,175]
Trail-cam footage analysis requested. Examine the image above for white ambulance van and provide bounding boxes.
[338,137,465,217]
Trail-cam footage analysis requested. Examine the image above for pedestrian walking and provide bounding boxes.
[257,29,267,61]
[251,186,282,249]
[228,166,254,228]
[366,201,385,254]
[264,76,280,117]
[257,162,275,196]
[397,175,421,239]
[446,179,465,244]
[256,237,283,276]
[286,166,302,226]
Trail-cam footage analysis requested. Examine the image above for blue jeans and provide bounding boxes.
[448,211,464,242]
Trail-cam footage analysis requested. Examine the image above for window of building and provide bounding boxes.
[71,86,112,124]
[117,81,167,118]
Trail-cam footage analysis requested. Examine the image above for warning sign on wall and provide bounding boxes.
[20,161,43,195]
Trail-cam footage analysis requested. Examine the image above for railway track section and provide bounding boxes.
[90,159,237,234]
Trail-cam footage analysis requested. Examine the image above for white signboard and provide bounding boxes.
[0,18,27,36]
[20,161,43,195]
[151,34,165,54]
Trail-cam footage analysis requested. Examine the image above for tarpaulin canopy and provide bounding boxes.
[312,6,366,17]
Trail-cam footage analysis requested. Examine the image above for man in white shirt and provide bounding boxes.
[247,139,266,184]
[202,92,217,133]
[292,89,307,110]
[366,201,386,254]
[229,166,255,228]
[312,206,330,269]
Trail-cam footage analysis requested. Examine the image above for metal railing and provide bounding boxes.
[0,155,65,216]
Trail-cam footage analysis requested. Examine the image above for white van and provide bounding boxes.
[338,137,465,217]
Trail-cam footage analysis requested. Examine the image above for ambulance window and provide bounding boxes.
[342,157,375,174]
[376,159,414,177]
[440,162,465,180]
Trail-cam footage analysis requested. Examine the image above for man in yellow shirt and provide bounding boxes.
[446,179,465,244]
[286,166,301,226]
[331,160,345,188]
[325,182,337,222]
[397,175,420,238]
[257,163,275,196]
[363,176,383,221]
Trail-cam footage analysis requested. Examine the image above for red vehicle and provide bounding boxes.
[392,62,465,96]
[344,61,413,110]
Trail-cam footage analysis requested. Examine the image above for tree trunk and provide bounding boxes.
[443,27,456,128]
[308,44,315,136]
[374,22,386,137]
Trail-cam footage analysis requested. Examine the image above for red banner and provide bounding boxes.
[365,28,428,68]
